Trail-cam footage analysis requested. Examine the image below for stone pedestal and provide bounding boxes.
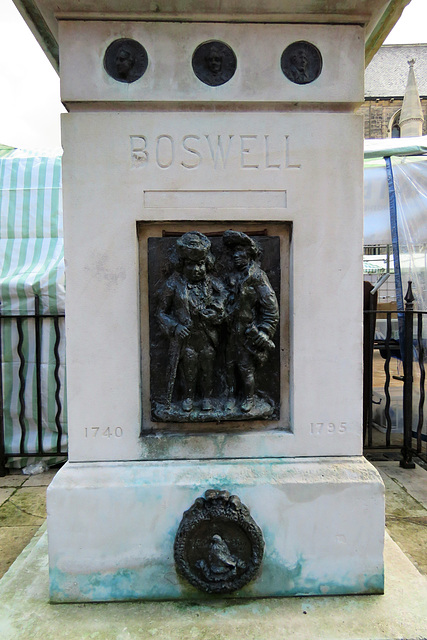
[44,12,385,600]
[48,458,384,601]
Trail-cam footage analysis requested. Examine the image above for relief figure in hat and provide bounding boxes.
[222,231,279,416]
[156,231,226,419]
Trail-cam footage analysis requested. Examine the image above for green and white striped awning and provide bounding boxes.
[0,146,67,467]
[363,261,387,274]
[0,147,64,314]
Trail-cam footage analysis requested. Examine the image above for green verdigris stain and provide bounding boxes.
[50,542,383,602]
[50,563,181,602]
[364,572,384,593]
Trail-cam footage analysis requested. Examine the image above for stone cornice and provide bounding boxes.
[12,0,411,73]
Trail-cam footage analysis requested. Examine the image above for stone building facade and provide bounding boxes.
[358,44,427,139]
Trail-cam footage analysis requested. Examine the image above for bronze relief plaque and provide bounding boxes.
[174,490,264,594]
[147,230,281,424]
[281,40,322,85]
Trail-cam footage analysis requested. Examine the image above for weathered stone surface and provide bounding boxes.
[43,8,385,604]
[63,110,363,462]
[59,22,363,106]
[2,528,427,640]
[47,458,384,601]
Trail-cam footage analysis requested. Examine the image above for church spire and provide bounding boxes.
[399,59,424,137]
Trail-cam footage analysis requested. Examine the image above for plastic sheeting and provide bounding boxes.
[364,155,427,245]
[0,147,67,466]
[364,147,427,310]
[393,158,427,311]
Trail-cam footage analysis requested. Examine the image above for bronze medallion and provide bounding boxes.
[174,490,264,594]
[192,41,237,86]
[104,38,148,83]
[281,40,322,85]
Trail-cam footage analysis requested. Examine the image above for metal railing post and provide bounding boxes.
[0,297,66,469]
[35,296,44,455]
[0,303,7,476]
[401,282,416,469]
[363,283,378,447]
[416,312,425,455]
[366,309,374,447]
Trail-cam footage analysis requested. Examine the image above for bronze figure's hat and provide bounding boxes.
[223,230,258,257]
[177,231,211,261]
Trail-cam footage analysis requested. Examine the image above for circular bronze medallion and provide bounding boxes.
[281,41,322,85]
[174,490,264,594]
[104,38,148,83]
[192,41,237,87]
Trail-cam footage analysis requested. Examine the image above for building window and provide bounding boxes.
[392,123,401,138]
[389,109,401,138]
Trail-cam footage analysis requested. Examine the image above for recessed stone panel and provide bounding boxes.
[141,224,289,433]
[59,22,364,105]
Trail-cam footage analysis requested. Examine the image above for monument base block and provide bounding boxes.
[47,457,384,602]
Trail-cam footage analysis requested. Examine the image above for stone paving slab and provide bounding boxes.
[0,525,40,577]
[0,488,14,507]
[0,470,57,578]
[378,470,426,518]
[0,487,46,527]
[0,528,426,640]
[22,470,58,487]
[375,461,427,510]
[385,516,427,576]
[375,463,427,575]
[0,474,26,488]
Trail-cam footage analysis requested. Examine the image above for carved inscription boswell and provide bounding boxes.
[130,134,301,170]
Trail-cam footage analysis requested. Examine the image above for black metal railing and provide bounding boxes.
[3,286,424,474]
[0,297,66,476]
[364,281,427,467]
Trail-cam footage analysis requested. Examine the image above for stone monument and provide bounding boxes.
[12,0,408,601]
